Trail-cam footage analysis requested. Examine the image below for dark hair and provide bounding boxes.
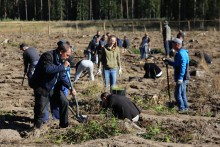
[101,92,109,99]
[56,42,70,53]
[19,43,28,49]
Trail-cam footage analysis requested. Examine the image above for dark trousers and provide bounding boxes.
[34,89,69,128]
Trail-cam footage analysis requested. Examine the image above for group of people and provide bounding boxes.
[20,22,191,131]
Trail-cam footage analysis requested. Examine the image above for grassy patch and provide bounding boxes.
[46,117,128,144]
[131,48,140,54]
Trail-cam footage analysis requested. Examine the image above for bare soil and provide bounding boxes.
[0,30,220,146]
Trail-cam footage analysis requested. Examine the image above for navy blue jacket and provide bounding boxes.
[30,49,70,94]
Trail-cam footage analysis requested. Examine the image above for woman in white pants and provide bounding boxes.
[74,59,94,82]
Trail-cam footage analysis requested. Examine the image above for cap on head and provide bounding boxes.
[19,43,28,49]
[164,21,168,25]
[172,38,182,45]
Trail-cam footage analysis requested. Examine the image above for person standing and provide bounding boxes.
[30,42,76,129]
[122,35,130,53]
[164,38,190,113]
[177,29,185,46]
[74,59,94,83]
[162,21,171,57]
[139,33,151,59]
[87,37,100,63]
[20,43,39,85]
[97,35,108,65]
[99,92,141,122]
[97,35,122,90]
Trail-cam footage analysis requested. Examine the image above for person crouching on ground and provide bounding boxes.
[143,56,162,79]
[163,38,190,113]
[19,43,39,85]
[99,92,141,122]
[30,42,76,129]
[74,59,94,83]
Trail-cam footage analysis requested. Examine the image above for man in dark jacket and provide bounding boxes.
[99,92,141,122]
[20,43,39,85]
[30,42,76,129]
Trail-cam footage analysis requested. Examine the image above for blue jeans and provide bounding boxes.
[174,80,188,111]
[104,68,117,89]
[164,40,170,56]
[139,47,145,59]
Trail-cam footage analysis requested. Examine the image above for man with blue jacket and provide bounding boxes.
[164,38,190,113]
[30,42,76,129]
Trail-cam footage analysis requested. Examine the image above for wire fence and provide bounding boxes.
[0,19,219,36]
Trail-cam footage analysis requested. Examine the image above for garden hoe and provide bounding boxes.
[166,64,174,108]
[67,71,88,123]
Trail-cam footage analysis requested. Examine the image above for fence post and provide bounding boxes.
[188,21,191,31]
[160,21,162,32]
[103,22,106,34]
[132,22,134,34]
[20,22,22,37]
[75,22,79,34]
[48,22,51,36]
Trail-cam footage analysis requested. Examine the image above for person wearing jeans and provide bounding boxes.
[164,38,190,112]
[139,33,151,60]
[162,21,171,57]
[97,35,122,91]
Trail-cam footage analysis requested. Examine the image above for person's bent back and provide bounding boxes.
[100,92,141,122]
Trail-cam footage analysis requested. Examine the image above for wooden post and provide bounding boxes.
[160,21,162,32]
[48,22,51,36]
[144,24,147,33]
[132,22,134,34]
[75,23,79,34]
[103,22,106,34]
[20,22,22,37]
[188,21,191,31]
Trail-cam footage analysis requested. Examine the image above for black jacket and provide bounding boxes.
[30,50,70,96]
[144,63,162,79]
[106,94,141,120]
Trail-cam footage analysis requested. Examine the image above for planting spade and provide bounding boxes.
[67,70,87,123]
[166,64,174,108]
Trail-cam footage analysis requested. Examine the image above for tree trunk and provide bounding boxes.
[126,0,129,19]
[41,0,43,20]
[120,0,123,18]
[48,0,51,21]
[60,0,63,20]
[24,0,27,20]
[89,0,92,20]
[131,0,134,18]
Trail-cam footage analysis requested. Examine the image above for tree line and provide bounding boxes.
[0,0,219,21]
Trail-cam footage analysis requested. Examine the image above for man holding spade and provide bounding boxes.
[163,38,190,113]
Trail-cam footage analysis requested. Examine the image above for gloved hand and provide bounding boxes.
[119,67,122,75]
[163,58,171,65]
[97,68,102,75]
[177,80,183,84]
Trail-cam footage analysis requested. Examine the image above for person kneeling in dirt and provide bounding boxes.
[30,42,76,129]
[19,43,39,85]
[74,59,94,83]
[99,92,141,122]
[143,57,162,79]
